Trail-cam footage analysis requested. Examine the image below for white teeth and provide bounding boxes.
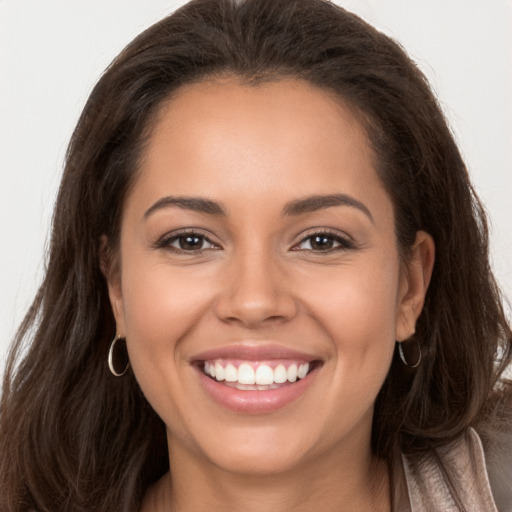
[287,364,298,383]
[224,363,238,382]
[298,363,308,379]
[237,363,255,385]
[274,364,287,384]
[203,360,311,386]
[255,364,274,385]
[215,362,225,381]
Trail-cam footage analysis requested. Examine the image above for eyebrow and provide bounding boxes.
[144,193,373,223]
[282,194,374,223]
[144,196,227,218]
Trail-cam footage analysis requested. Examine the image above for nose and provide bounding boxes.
[214,246,298,329]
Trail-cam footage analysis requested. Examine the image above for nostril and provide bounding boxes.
[215,294,298,328]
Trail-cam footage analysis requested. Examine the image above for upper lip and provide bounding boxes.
[191,343,320,363]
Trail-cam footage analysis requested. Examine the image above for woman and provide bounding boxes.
[1,0,511,510]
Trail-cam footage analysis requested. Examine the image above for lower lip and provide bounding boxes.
[196,367,318,414]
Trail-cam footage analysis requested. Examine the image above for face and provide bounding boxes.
[107,79,432,477]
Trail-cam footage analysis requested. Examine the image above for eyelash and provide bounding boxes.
[292,229,355,253]
[155,229,355,254]
[154,229,219,254]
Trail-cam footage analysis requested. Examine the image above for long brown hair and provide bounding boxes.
[1,0,511,510]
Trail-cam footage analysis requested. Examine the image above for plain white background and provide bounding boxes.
[1,0,511,378]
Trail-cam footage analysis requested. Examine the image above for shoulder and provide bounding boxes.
[478,416,512,512]
[401,427,511,512]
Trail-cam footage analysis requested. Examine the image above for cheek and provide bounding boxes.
[306,255,400,338]
[122,249,214,325]
[118,258,219,438]
[300,254,400,393]
[119,258,211,381]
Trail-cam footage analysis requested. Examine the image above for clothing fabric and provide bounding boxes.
[396,428,512,511]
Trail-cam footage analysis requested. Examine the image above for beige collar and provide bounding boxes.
[398,428,499,512]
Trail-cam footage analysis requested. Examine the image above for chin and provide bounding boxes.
[193,423,321,476]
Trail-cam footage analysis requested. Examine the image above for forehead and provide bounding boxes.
[150,78,371,168]
[128,78,390,220]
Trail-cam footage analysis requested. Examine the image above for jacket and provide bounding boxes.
[394,428,512,511]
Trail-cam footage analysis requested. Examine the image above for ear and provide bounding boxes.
[99,235,126,336]
[396,231,435,341]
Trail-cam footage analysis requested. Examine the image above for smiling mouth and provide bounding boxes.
[200,359,320,391]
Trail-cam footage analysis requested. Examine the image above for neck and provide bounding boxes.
[142,434,391,512]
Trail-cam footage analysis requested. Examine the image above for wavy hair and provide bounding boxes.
[1,0,510,510]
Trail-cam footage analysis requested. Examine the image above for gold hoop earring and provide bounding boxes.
[108,336,130,377]
[398,339,421,368]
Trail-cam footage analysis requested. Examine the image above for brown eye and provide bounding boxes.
[310,235,335,250]
[178,235,204,251]
[156,231,220,253]
[294,232,354,252]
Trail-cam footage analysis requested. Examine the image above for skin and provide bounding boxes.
[105,78,434,512]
